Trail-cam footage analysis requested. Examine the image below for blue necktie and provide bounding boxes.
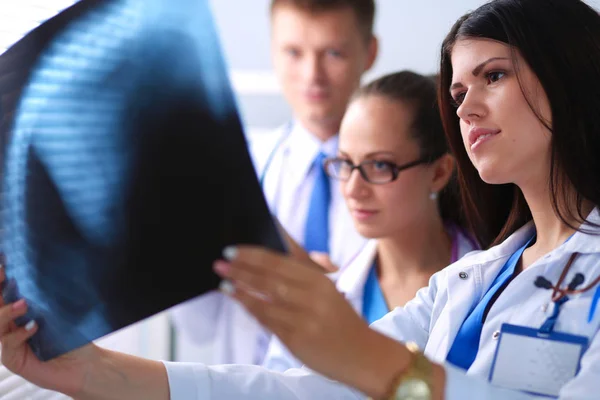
[304,152,330,253]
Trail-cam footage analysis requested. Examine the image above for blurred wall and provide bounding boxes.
[212,0,600,134]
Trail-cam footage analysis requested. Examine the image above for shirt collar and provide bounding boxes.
[334,239,378,301]
[283,121,339,181]
[456,207,600,268]
[562,207,600,254]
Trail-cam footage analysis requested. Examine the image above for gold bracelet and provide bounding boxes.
[369,342,433,400]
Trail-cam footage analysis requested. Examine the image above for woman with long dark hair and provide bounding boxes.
[1,0,600,399]
[263,70,478,372]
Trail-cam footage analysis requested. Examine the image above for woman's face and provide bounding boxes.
[449,38,552,186]
[338,95,449,239]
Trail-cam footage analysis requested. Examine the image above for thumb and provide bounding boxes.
[273,217,319,263]
[309,252,339,273]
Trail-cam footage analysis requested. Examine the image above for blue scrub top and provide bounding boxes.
[362,264,390,325]
[446,235,535,370]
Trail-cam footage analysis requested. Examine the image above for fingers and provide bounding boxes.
[213,246,339,311]
[0,299,28,336]
[2,320,37,348]
[216,261,308,308]
[230,281,350,354]
[0,261,21,336]
[232,287,298,334]
[222,245,321,283]
[274,219,311,263]
[0,256,37,359]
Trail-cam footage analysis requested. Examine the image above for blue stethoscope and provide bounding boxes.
[258,121,294,187]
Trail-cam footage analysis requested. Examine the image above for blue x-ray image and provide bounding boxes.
[0,0,285,361]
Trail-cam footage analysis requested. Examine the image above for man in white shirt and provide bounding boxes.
[170,0,378,365]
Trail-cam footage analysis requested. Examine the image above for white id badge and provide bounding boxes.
[489,324,588,397]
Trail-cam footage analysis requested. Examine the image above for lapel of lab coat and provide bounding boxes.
[425,221,537,362]
[251,125,289,207]
[334,239,378,315]
[334,228,481,323]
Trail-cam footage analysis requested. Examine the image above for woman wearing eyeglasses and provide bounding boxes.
[262,70,479,372]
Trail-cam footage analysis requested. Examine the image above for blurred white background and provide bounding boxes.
[0,0,599,398]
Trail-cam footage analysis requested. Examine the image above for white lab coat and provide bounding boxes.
[164,209,600,399]
[252,122,366,266]
[262,227,479,372]
[170,123,367,364]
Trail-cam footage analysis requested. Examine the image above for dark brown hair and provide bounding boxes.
[438,0,600,249]
[270,0,375,41]
[354,71,466,232]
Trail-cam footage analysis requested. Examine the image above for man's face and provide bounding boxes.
[271,5,376,129]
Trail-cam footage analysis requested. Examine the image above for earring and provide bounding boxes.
[429,192,438,201]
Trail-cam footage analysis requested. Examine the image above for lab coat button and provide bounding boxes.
[493,330,501,340]
[459,271,469,280]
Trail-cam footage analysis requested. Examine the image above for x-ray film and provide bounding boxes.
[0,0,285,361]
